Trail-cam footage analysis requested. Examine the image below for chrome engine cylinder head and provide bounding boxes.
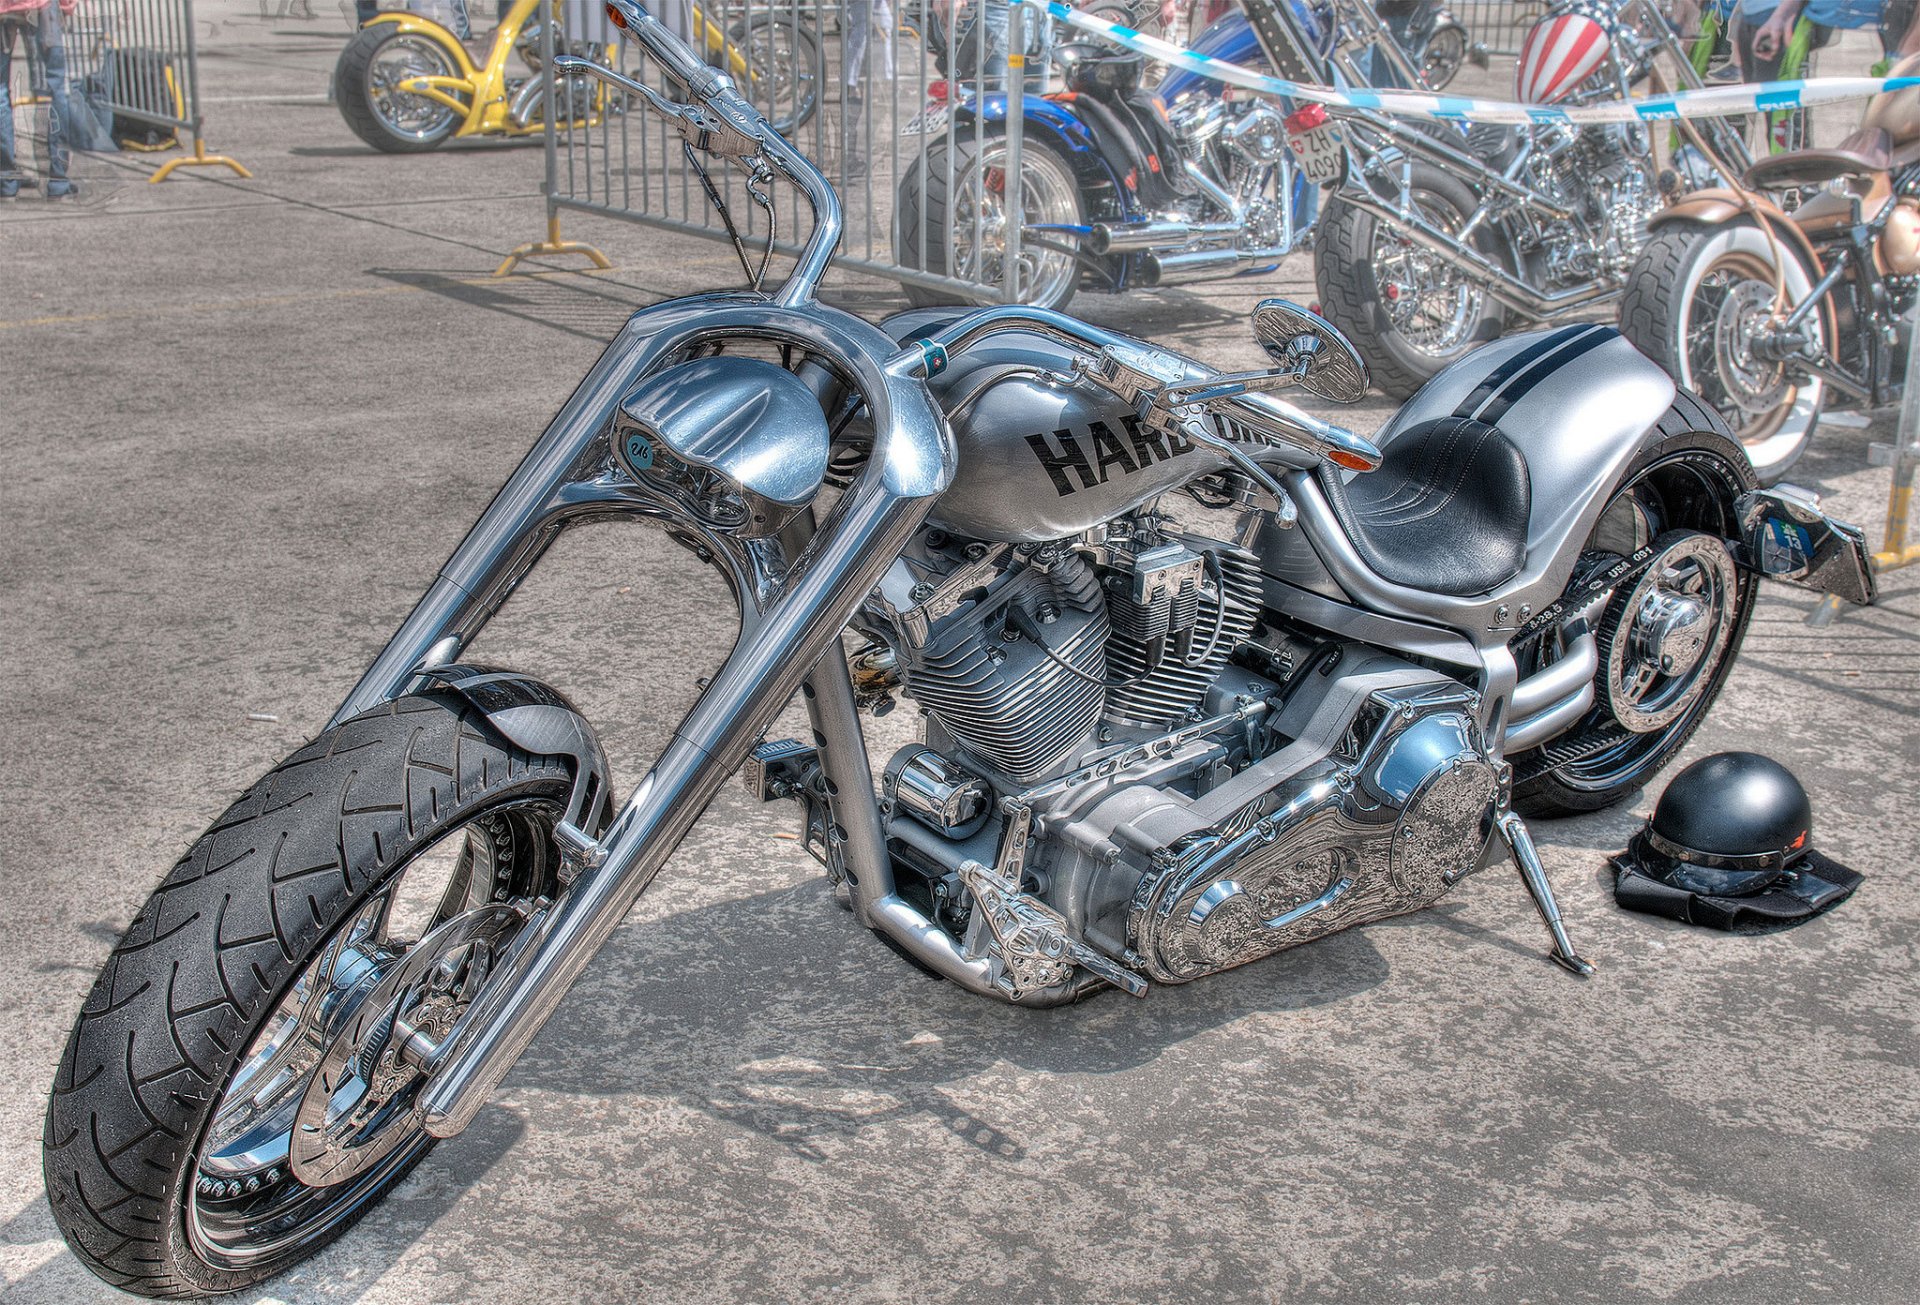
[888,545,1109,784]
[1102,540,1263,729]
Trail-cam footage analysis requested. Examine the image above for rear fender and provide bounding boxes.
[1649,191,1839,355]
[362,13,481,81]
[953,95,1133,207]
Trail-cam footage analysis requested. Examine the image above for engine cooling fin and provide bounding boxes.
[898,550,1109,784]
[1104,545,1263,728]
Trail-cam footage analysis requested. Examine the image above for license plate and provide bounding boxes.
[900,105,950,137]
[1289,121,1346,186]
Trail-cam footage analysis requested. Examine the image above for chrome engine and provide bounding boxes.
[1093,93,1311,288]
[1521,123,1660,287]
[827,512,1503,997]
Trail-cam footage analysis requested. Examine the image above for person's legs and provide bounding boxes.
[843,0,872,173]
[0,18,21,196]
[35,1,72,190]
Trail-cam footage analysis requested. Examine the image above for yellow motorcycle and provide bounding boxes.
[333,0,820,153]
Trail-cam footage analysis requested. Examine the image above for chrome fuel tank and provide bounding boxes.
[884,312,1212,543]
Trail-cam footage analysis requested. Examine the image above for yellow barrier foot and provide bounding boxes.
[495,215,613,277]
[150,139,253,185]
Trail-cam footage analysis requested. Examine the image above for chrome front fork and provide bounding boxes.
[325,296,1048,1143]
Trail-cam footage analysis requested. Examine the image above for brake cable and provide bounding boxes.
[682,142,777,293]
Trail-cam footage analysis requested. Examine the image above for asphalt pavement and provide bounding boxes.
[3,5,1918,1302]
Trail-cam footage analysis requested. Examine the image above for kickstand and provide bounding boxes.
[1496,809,1596,977]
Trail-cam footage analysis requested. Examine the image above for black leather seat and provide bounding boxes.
[1317,415,1531,598]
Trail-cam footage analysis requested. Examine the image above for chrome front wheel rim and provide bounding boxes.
[186,800,559,1271]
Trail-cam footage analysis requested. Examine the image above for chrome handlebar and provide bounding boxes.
[568,8,1380,479]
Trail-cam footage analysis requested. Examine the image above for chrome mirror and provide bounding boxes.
[1251,299,1369,404]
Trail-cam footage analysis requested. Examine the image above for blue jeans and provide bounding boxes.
[0,3,73,183]
[956,0,1051,87]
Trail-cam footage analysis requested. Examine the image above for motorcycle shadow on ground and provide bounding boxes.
[510,871,1400,1168]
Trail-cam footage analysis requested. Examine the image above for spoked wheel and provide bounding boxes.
[895,131,1083,311]
[45,696,581,1296]
[1511,396,1758,818]
[1419,24,1468,88]
[1315,162,1506,399]
[728,14,822,134]
[335,26,467,153]
[1619,220,1824,483]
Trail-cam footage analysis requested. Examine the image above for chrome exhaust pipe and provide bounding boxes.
[1510,630,1598,719]
[508,76,545,130]
[1142,245,1289,287]
[1504,682,1595,754]
[1088,220,1236,255]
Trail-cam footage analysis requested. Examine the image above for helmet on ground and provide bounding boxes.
[1634,752,1812,897]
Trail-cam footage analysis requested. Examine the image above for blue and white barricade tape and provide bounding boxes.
[1017,0,1920,125]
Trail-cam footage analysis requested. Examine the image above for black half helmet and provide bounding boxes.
[1636,752,1813,896]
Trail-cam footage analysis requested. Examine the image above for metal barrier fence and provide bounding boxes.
[500,0,1871,295]
[504,0,1053,301]
[82,0,250,181]
[3,0,247,189]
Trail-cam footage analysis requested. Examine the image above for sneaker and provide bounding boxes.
[0,178,19,199]
[45,179,77,199]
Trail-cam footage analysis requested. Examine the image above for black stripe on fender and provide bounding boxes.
[1451,323,1607,421]
[1474,324,1614,425]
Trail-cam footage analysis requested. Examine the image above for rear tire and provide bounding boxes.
[335,24,466,154]
[1510,392,1759,818]
[1314,162,1507,400]
[895,129,1082,311]
[1618,220,1824,484]
[43,696,575,1297]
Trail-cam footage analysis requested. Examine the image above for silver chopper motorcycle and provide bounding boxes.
[43,0,1876,1294]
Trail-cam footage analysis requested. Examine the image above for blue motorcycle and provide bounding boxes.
[893,1,1336,310]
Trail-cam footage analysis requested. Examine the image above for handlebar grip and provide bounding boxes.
[1228,393,1383,473]
[604,0,716,90]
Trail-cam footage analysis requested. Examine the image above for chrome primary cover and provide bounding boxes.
[1129,683,1498,982]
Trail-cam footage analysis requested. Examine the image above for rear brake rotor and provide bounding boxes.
[1712,280,1789,415]
[1599,533,1738,735]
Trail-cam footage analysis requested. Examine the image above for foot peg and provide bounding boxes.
[1496,810,1596,977]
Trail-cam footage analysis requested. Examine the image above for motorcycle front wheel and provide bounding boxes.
[894,131,1084,311]
[335,24,468,153]
[44,695,576,1296]
[1314,163,1507,399]
[1618,219,1825,484]
[1419,25,1467,88]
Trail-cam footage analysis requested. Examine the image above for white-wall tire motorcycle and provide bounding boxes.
[1620,220,1826,485]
